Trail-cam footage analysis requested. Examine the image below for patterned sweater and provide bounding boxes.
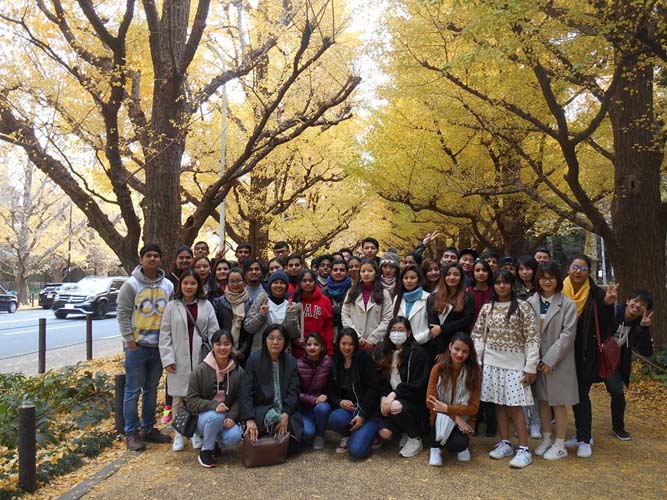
[471,301,540,374]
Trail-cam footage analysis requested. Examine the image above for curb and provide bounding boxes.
[56,451,133,500]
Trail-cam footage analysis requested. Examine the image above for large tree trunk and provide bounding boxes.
[608,55,667,348]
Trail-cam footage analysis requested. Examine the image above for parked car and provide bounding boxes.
[38,283,64,309]
[52,276,127,319]
[0,285,18,313]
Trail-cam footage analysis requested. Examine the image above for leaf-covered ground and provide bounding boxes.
[26,360,667,500]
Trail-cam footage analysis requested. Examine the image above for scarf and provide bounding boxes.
[265,360,283,432]
[403,287,424,317]
[326,275,351,301]
[380,275,396,295]
[435,365,470,445]
[203,351,236,402]
[224,287,249,347]
[562,276,590,318]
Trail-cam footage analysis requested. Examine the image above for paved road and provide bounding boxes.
[0,308,123,375]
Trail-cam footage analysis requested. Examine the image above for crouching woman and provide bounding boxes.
[185,329,244,468]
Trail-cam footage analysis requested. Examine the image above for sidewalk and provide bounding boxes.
[72,384,666,500]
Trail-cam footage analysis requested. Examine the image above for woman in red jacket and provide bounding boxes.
[293,269,334,357]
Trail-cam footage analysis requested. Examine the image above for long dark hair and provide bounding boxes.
[517,255,538,290]
[171,245,193,274]
[433,263,467,314]
[378,316,415,376]
[212,259,231,284]
[333,327,360,378]
[293,269,318,302]
[434,332,480,393]
[345,260,385,305]
[393,265,424,316]
[174,268,205,300]
[491,269,520,322]
[472,259,493,289]
[421,258,441,293]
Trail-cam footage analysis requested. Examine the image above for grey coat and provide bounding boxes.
[528,293,579,406]
[159,299,219,396]
[243,292,302,353]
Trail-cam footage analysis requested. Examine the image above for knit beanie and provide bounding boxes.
[379,251,400,270]
[268,270,289,287]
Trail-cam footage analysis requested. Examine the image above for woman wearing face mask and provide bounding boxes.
[293,269,334,358]
[341,260,393,353]
[185,330,244,468]
[297,333,333,450]
[244,270,301,353]
[392,266,431,351]
[208,259,231,301]
[212,267,252,363]
[426,332,481,467]
[377,317,431,457]
[323,260,352,340]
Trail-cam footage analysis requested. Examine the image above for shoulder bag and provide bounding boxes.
[172,405,197,438]
[183,300,211,363]
[594,300,620,378]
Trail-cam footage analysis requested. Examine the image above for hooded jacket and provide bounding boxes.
[117,265,174,347]
[297,287,334,356]
[185,352,244,421]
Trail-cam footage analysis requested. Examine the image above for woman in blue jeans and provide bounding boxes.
[297,333,333,449]
[327,327,381,459]
[185,330,243,468]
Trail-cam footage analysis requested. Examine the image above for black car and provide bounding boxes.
[0,285,18,313]
[38,283,64,309]
[52,276,127,319]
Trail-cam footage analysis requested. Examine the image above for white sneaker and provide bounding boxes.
[191,434,203,450]
[313,436,325,450]
[509,448,533,468]
[534,437,552,456]
[530,423,542,439]
[489,441,513,460]
[577,442,593,458]
[399,433,408,448]
[565,436,594,448]
[335,436,349,454]
[456,448,471,462]
[429,447,443,466]
[399,437,423,458]
[544,444,568,461]
[172,432,185,452]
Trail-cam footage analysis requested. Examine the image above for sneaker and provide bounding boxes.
[530,423,542,440]
[534,437,552,456]
[613,428,631,441]
[372,435,383,451]
[489,441,513,460]
[399,433,408,448]
[126,431,146,452]
[191,433,203,450]
[161,406,172,424]
[565,436,594,448]
[543,444,568,461]
[313,436,325,450]
[335,437,349,454]
[172,432,185,452]
[577,442,593,458]
[197,449,216,468]
[141,428,171,444]
[399,437,423,458]
[509,448,533,469]
[457,448,471,462]
[429,447,443,467]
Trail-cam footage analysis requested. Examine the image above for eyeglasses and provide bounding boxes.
[267,336,285,343]
[570,265,589,272]
[228,280,244,285]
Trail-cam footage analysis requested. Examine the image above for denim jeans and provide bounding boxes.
[196,410,243,451]
[123,345,163,435]
[302,402,332,441]
[328,408,381,459]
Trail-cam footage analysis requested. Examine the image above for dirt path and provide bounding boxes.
[79,385,667,500]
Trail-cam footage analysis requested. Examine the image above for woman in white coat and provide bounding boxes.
[341,260,393,353]
[159,269,219,451]
[527,261,578,461]
[392,265,430,345]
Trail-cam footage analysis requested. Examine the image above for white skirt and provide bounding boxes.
[481,365,534,406]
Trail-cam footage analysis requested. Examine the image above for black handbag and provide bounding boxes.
[172,405,197,438]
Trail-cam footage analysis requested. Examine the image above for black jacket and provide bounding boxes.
[378,342,431,405]
[612,305,654,386]
[427,293,475,354]
[328,350,380,419]
[212,295,253,358]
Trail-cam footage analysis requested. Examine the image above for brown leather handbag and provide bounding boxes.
[239,433,290,468]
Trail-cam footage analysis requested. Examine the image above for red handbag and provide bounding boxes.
[594,300,620,379]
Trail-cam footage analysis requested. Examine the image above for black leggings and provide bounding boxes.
[379,400,421,438]
[430,426,469,453]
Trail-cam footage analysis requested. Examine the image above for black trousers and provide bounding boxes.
[603,368,626,432]
[379,399,421,438]
[430,425,469,453]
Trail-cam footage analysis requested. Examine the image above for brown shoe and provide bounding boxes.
[141,427,172,444]
[126,432,146,451]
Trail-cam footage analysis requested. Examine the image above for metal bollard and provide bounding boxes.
[18,404,36,493]
[85,313,93,360]
[38,318,46,374]
[114,374,126,434]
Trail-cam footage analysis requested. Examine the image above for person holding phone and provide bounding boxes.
[471,269,540,469]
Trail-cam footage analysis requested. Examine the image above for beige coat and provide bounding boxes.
[527,293,579,406]
[159,299,219,397]
[341,289,393,345]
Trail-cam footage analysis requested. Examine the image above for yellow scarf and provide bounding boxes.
[562,276,590,318]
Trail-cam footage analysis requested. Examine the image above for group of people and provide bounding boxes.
[117,235,655,470]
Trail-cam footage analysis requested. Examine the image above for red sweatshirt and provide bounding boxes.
[294,287,334,357]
